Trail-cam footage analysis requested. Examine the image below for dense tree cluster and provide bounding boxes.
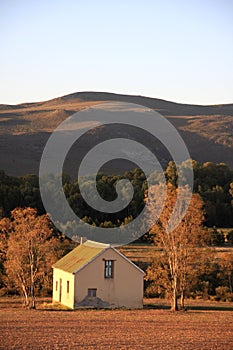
[1,160,233,229]
[145,249,233,304]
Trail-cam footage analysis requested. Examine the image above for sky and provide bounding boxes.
[0,0,233,105]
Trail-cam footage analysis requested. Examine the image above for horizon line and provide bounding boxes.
[1,90,233,108]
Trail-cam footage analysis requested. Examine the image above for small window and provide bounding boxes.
[104,260,114,278]
[55,281,58,291]
[67,281,69,294]
[88,288,97,298]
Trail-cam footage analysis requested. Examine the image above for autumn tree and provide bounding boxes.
[3,208,56,308]
[218,253,233,294]
[145,183,206,311]
[0,217,10,290]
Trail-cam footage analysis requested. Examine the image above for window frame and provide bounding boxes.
[88,288,97,298]
[104,260,114,279]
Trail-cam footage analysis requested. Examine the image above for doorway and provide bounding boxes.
[59,278,62,302]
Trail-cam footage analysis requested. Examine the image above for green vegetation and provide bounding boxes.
[1,160,233,228]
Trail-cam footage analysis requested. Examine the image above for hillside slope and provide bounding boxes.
[0,91,232,176]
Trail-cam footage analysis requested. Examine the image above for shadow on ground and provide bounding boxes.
[144,302,233,311]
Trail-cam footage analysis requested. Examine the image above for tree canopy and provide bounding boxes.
[1,208,73,308]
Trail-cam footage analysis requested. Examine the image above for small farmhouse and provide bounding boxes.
[52,240,144,309]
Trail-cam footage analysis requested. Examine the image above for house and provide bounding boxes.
[52,240,144,309]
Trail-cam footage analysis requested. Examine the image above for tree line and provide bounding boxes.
[1,160,233,229]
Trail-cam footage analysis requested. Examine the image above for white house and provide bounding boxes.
[52,240,144,309]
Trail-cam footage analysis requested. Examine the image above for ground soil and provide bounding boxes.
[0,297,233,349]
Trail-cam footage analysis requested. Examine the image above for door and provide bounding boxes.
[59,278,62,302]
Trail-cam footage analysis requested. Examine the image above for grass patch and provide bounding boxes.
[38,301,72,311]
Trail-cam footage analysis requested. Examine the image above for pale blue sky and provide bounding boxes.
[1,0,233,105]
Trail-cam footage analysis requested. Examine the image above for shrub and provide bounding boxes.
[227,230,233,245]
[215,286,233,301]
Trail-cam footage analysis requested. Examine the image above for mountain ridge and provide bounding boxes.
[1,91,233,111]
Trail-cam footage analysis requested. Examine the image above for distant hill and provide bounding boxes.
[0,91,233,176]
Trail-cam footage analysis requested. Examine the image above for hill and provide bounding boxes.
[0,91,233,176]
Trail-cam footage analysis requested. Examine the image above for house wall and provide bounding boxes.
[52,268,75,309]
[74,248,144,309]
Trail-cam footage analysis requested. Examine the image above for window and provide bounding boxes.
[88,288,97,298]
[67,281,69,294]
[104,260,114,278]
[55,281,58,291]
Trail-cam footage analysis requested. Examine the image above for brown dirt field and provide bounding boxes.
[0,298,233,349]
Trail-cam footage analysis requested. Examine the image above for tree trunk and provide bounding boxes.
[228,273,232,294]
[30,261,36,309]
[180,273,186,310]
[180,289,185,310]
[22,283,29,308]
[171,291,178,311]
[171,276,178,311]
[30,243,36,309]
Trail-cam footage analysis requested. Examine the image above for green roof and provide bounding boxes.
[52,240,109,273]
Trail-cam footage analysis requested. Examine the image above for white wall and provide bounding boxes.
[53,268,75,309]
[74,248,144,309]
